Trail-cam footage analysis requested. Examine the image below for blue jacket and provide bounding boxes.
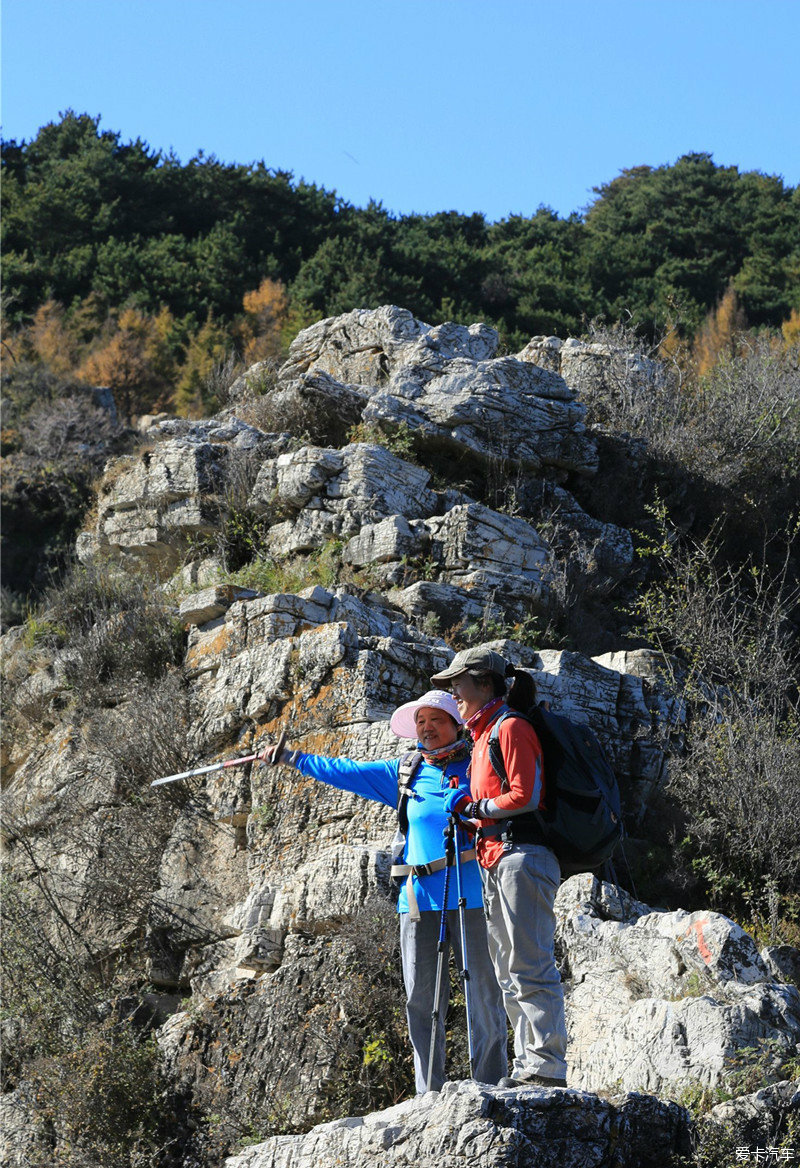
[293,751,484,914]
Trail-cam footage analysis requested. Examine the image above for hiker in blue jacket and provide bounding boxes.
[262,689,507,1094]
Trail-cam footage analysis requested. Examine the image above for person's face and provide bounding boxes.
[414,707,459,751]
[449,673,493,721]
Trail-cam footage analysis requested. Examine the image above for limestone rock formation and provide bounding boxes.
[707,1079,800,1150]
[517,334,669,406]
[165,586,677,997]
[77,426,624,626]
[556,875,800,1096]
[275,306,598,476]
[77,422,289,574]
[223,1079,691,1168]
[278,305,499,385]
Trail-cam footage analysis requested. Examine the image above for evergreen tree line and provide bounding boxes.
[2,112,799,419]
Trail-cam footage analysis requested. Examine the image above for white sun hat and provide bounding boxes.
[390,689,464,740]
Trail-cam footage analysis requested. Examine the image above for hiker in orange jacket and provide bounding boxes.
[433,647,568,1089]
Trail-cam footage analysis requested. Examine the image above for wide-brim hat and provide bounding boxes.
[390,689,464,739]
[430,647,513,686]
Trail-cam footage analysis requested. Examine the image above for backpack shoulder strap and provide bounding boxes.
[397,750,424,835]
[486,707,527,792]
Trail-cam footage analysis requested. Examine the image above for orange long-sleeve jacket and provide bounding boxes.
[467,698,546,869]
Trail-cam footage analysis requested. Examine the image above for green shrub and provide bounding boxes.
[225,539,343,595]
[27,1020,169,1168]
[635,507,800,933]
[40,561,185,710]
[346,420,419,461]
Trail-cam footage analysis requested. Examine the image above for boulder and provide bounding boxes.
[425,502,549,610]
[363,355,596,475]
[276,307,598,477]
[517,336,669,405]
[707,1079,799,1149]
[222,1079,691,1168]
[388,580,486,632]
[343,514,426,567]
[79,439,235,574]
[157,915,411,1136]
[248,443,437,534]
[278,305,498,386]
[179,584,263,628]
[760,944,800,987]
[556,875,800,1096]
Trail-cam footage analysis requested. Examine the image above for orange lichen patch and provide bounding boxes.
[296,621,343,640]
[295,621,323,635]
[186,624,233,668]
[289,676,356,727]
[293,731,349,757]
[279,773,317,799]
[57,731,74,753]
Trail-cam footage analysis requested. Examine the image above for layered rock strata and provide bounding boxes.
[223,1079,692,1168]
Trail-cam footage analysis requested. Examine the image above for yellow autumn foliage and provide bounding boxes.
[239,277,288,363]
[79,307,176,420]
[692,285,747,377]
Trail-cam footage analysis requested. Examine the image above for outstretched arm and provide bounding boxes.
[268,749,399,809]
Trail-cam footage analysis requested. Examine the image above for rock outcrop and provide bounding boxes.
[275,306,598,476]
[77,420,288,574]
[517,334,669,407]
[556,875,800,1096]
[149,588,678,996]
[706,1079,800,1151]
[223,1079,692,1168]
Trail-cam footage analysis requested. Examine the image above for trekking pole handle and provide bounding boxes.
[444,814,457,862]
[258,730,287,766]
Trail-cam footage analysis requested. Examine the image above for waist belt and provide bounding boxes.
[478,817,548,846]
[390,848,477,921]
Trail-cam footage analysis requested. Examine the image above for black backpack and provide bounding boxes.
[487,706,624,873]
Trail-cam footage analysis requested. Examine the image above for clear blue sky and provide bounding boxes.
[2,0,798,223]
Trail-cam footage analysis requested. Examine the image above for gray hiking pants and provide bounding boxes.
[480,843,567,1080]
[399,907,508,1093]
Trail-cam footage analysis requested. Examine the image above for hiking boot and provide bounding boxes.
[498,1072,567,1089]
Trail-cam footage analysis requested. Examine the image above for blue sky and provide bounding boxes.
[2,0,798,223]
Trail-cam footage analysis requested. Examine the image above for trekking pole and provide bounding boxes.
[426,819,454,1093]
[150,732,286,787]
[451,815,475,1079]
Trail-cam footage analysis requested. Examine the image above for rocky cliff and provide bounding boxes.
[2,307,798,1167]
